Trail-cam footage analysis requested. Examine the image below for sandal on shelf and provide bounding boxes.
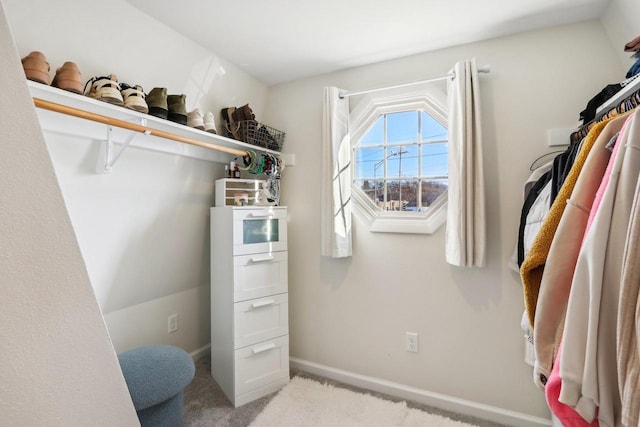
[120,83,149,113]
[84,74,123,105]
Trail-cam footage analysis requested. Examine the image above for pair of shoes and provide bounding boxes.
[187,109,217,133]
[84,75,148,112]
[84,74,124,106]
[221,104,256,141]
[120,83,148,113]
[147,88,187,125]
[21,51,83,94]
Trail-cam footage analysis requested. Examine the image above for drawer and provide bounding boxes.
[234,294,289,349]
[234,335,289,396]
[233,251,288,302]
[233,208,287,255]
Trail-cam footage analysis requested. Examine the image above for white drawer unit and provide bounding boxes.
[211,206,289,407]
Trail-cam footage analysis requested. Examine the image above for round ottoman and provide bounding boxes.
[118,345,195,427]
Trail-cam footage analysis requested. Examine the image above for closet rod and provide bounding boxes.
[339,66,491,99]
[32,97,249,157]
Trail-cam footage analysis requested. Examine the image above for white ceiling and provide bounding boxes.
[126,0,609,85]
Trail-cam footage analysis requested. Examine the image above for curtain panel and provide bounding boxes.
[446,58,487,267]
[321,87,352,258]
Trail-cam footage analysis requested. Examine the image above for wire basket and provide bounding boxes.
[223,120,285,152]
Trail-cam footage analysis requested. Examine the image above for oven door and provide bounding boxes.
[233,207,287,255]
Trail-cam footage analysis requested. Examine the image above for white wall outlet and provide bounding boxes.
[168,313,178,334]
[406,332,419,353]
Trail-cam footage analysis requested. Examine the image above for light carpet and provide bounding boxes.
[248,377,479,427]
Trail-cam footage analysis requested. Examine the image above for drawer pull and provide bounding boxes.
[252,342,276,354]
[248,212,274,218]
[249,255,275,263]
[251,299,275,309]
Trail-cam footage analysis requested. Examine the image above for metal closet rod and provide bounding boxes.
[32,97,249,157]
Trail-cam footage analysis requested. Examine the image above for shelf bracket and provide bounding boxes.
[102,118,150,173]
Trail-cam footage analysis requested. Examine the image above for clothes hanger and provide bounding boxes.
[529,150,565,171]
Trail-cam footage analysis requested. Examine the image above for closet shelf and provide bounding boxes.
[595,74,640,119]
[27,80,282,170]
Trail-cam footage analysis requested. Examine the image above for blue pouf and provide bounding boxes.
[118,345,195,427]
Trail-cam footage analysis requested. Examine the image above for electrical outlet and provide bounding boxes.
[406,332,419,353]
[168,313,178,334]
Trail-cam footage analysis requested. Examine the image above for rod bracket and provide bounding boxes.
[102,118,149,173]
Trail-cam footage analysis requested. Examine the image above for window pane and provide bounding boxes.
[386,146,417,179]
[421,143,448,177]
[387,111,418,144]
[354,179,376,203]
[421,111,447,141]
[421,179,448,207]
[358,116,384,147]
[354,147,384,179]
[400,179,419,211]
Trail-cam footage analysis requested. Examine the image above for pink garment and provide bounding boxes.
[545,121,627,426]
[547,344,599,427]
[584,131,623,242]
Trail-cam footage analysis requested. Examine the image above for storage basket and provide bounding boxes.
[224,120,285,152]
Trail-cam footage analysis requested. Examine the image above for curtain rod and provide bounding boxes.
[338,66,491,99]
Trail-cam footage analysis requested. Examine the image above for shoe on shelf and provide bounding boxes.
[51,61,82,94]
[221,107,240,139]
[120,83,148,113]
[167,94,187,125]
[21,51,50,84]
[187,108,204,130]
[147,87,168,119]
[204,112,217,134]
[232,103,255,122]
[84,74,123,105]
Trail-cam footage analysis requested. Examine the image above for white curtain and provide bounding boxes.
[321,87,352,258]
[446,58,486,267]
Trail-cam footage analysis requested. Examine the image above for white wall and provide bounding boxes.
[263,21,624,421]
[601,0,640,69]
[3,0,269,354]
[0,2,138,425]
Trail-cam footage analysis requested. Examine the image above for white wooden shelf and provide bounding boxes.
[595,74,640,118]
[27,80,283,170]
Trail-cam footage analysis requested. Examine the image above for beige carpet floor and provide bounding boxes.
[183,357,506,427]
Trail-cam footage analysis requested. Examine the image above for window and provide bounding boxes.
[350,89,448,234]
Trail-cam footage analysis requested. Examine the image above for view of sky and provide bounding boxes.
[354,110,448,180]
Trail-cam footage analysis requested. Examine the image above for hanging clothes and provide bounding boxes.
[533,113,629,389]
[559,111,640,426]
[520,118,612,330]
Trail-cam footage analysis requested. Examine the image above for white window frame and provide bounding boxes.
[350,88,448,234]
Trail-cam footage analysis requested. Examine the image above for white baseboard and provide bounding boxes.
[189,344,211,362]
[290,357,551,427]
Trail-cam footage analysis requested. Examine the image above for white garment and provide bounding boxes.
[445,58,486,267]
[321,87,352,258]
[519,179,552,366]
